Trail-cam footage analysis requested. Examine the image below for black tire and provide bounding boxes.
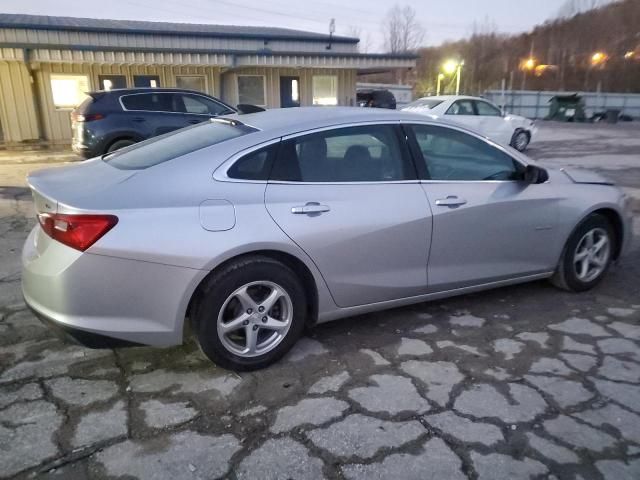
[194,256,307,371]
[510,129,530,152]
[106,139,135,153]
[551,214,615,292]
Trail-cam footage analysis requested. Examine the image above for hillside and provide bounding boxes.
[413,0,640,95]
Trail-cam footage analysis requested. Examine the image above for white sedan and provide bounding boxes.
[402,95,537,151]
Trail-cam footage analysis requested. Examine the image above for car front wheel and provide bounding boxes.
[510,129,530,152]
[551,214,614,292]
[194,256,307,371]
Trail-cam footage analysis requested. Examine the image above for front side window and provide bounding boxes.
[50,74,90,109]
[446,100,475,116]
[181,94,232,115]
[237,75,266,106]
[271,125,414,182]
[121,93,174,112]
[474,100,502,116]
[176,75,206,92]
[312,75,338,106]
[410,124,523,181]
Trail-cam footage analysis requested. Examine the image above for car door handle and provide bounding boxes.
[291,203,331,214]
[435,196,467,207]
[132,117,146,122]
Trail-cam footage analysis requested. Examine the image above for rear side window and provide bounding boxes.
[121,93,173,112]
[446,100,475,116]
[227,144,278,180]
[104,121,256,170]
[270,125,415,182]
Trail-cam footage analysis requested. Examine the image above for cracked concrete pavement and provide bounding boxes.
[1,122,640,479]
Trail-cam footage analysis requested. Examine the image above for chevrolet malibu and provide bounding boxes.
[22,108,632,370]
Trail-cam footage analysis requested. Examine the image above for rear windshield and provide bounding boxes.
[403,99,444,110]
[104,120,256,170]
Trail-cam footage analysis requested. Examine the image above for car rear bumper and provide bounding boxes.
[21,226,204,348]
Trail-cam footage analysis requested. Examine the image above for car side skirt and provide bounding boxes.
[316,271,554,324]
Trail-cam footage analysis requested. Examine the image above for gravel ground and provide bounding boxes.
[1,121,639,479]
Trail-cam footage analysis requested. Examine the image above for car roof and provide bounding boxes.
[88,87,216,96]
[225,107,446,136]
[415,95,485,102]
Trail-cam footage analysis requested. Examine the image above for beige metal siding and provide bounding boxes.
[0,28,358,54]
[0,61,39,142]
[223,68,357,108]
[36,63,224,143]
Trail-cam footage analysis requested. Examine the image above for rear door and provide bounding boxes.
[405,123,560,291]
[444,99,479,132]
[265,123,432,307]
[473,99,512,145]
[120,92,187,137]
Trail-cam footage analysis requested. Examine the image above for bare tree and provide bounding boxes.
[346,25,371,53]
[557,0,618,18]
[382,4,425,53]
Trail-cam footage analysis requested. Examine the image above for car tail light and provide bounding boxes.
[71,112,105,122]
[37,213,118,251]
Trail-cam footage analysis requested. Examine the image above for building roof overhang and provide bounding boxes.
[0,46,416,70]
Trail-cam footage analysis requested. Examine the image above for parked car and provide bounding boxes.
[402,95,537,151]
[71,88,236,158]
[356,89,396,109]
[24,108,632,371]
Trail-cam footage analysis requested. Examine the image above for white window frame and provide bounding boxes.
[50,74,90,110]
[312,75,338,106]
[175,74,208,93]
[237,74,267,107]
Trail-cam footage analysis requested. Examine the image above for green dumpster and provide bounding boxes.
[546,94,587,122]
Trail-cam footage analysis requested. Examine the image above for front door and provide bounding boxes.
[406,123,560,291]
[279,76,301,108]
[265,124,432,307]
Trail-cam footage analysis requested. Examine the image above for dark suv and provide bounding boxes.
[71,88,236,158]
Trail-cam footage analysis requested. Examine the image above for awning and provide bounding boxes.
[0,46,415,70]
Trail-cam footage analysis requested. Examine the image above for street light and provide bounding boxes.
[436,73,445,96]
[441,59,464,95]
[591,51,608,66]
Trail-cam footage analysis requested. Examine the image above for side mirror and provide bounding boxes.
[236,104,265,114]
[524,164,549,184]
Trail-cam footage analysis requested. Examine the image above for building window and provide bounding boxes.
[237,75,266,106]
[312,75,338,106]
[98,75,126,91]
[50,74,90,109]
[176,75,206,93]
[134,75,160,88]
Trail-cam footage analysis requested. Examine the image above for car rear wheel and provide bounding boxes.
[106,139,135,153]
[510,129,530,152]
[551,214,614,292]
[194,256,307,371]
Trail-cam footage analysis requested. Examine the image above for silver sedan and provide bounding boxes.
[22,108,633,370]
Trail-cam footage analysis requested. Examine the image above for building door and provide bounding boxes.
[279,76,300,108]
[133,75,160,88]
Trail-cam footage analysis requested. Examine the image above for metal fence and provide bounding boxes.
[483,90,640,120]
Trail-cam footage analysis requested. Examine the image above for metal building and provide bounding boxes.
[0,14,416,146]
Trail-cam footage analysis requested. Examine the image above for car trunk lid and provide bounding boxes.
[28,158,137,214]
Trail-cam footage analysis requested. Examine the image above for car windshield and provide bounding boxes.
[103,120,257,170]
[403,99,444,110]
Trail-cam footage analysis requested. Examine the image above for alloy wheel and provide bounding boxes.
[217,281,293,357]
[573,227,611,283]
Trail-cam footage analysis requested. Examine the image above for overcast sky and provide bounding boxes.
[0,0,568,50]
